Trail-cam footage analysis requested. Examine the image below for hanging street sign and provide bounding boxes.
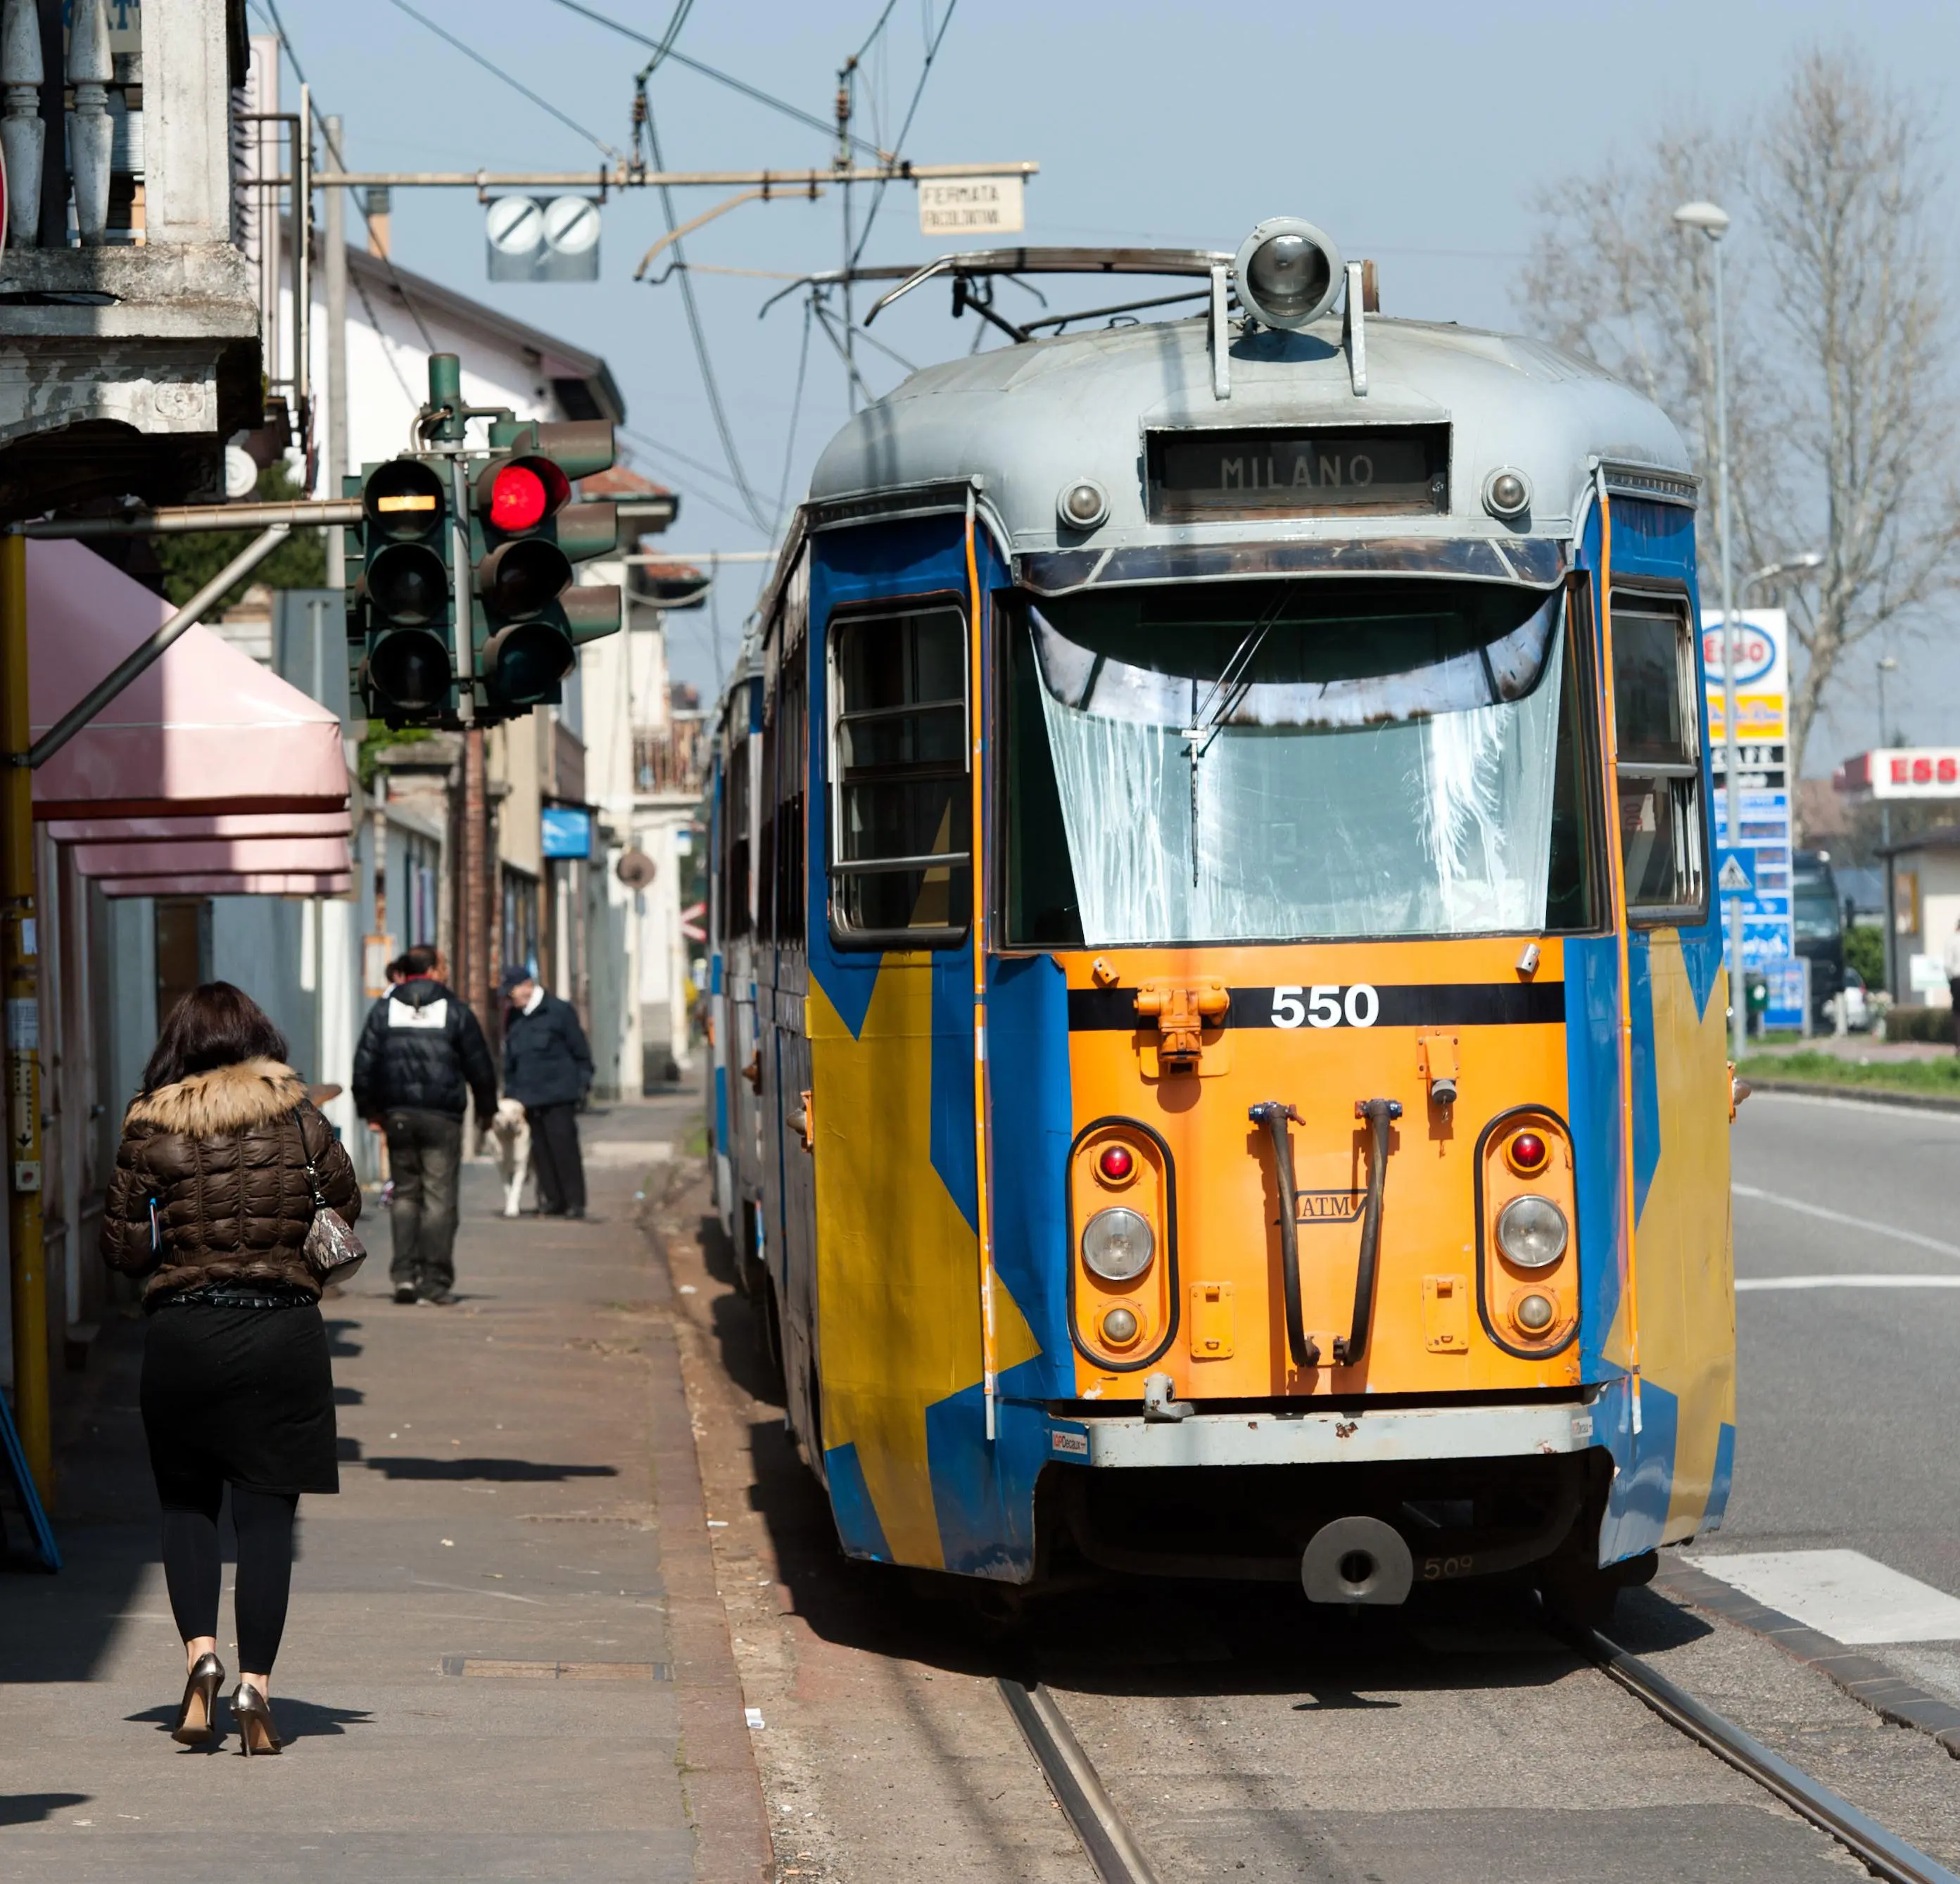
[917,175,1025,239]
[486,196,602,283]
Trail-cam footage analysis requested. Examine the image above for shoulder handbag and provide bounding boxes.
[296,1104,367,1286]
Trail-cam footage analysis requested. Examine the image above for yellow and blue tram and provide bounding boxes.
[707,220,1736,1611]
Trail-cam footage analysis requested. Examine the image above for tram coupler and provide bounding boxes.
[1301,1516,1415,1607]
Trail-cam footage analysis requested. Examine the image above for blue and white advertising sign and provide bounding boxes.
[1703,609,1794,973]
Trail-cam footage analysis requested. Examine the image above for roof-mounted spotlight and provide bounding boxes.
[1233,217,1343,331]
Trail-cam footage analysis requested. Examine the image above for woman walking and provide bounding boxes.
[101,982,360,1754]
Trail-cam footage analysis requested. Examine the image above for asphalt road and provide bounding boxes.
[1725,1089,1960,1599]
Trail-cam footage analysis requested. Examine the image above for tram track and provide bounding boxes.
[1004,1627,1960,1884]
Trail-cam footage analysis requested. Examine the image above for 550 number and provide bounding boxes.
[1270,984,1379,1030]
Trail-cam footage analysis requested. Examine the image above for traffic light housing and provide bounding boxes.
[471,417,622,715]
[351,456,455,725]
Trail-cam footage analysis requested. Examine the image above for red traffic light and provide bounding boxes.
[490,464,548,532]
[479,454,570,536]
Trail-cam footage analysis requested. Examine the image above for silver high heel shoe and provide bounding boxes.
[231,1681,283,1756]
[172,1652,225,1745]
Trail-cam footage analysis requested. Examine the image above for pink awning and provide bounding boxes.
[97,873,353,899]
[29,540,350,822]
[71,837,351,879]
[46,810,353,845]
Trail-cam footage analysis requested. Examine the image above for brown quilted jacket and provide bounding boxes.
[99,1058,362,1302]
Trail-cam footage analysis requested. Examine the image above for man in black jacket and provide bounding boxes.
[500,966,593,1218]
[352,946,498,1303]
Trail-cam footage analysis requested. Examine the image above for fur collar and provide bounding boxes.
[125,1058,306,1135]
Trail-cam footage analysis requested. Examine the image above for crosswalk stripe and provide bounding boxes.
[1687,1549,1960,1645]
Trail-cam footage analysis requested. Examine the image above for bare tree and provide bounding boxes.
[1519,124,1785,599]
[1757,53,1960,771]
[1519,51,1960,775]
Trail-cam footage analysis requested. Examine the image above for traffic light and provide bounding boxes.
[354,457,455,723]
[471,417,622,715]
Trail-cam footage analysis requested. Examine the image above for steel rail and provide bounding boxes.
[1587,1628,1960,1884]
[1004,1640,1958,1884]
[997,1679,1161,1884]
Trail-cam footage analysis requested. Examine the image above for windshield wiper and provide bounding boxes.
[1180,585,1296,885]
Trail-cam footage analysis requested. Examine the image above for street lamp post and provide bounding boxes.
[1674,198,1747,1061]
[1878,653,1899,1000]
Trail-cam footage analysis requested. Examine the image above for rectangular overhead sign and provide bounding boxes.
[1704,609,1793,976]
[917,175,1024,238]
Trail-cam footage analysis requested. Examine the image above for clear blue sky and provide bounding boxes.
[281,0,1960,757]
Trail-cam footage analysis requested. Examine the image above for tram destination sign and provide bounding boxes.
[1146,425,1449,522]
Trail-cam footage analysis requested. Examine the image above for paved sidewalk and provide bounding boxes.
[0,1095,769,1884]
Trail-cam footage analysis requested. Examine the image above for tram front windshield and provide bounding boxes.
[1007,578,1593,947]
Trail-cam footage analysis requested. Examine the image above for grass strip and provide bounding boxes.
[1740,1049,1960,1096]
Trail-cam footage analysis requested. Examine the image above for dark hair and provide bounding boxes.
[400,944,440,978]
[140,982,289,1094]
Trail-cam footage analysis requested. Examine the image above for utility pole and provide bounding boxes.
[0,533,46,1498]
[323,113,349,590]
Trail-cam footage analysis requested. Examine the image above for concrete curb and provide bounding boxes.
[1657,1560,1960,1759]
[1743,1077,1960,1115]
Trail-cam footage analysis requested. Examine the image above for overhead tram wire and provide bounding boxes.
[845,0,958,273]
[544,0,890,160]
[640,101,775,534]
[389,0,625,160]
[255,0,443,365]
[770,299,815,534]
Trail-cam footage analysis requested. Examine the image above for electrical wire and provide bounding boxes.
[619,425,768,503]
[641,99,774,532]
[771,299,815,533]
[389,0,623,160]
[256,0,440,356]
[545,0,889,158]
[847,0,958,272]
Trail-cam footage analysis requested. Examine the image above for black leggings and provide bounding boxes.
[160,1483,300,1674]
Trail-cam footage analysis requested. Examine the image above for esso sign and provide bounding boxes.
[1702,625,1776,686]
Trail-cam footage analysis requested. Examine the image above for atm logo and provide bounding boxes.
[1296,1190,1365,1223]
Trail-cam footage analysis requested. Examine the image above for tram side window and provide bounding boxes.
[828,605,970,946]
[722,735,751,940]
[774,654,807,944]
[1612,595,1707,923]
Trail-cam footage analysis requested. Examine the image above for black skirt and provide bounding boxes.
[140,1300,339,1498]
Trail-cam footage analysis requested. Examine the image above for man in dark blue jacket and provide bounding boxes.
[353,946,498,1303]
[501,966,593,1218]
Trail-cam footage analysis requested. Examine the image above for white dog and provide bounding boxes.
[488,1097,531,1218]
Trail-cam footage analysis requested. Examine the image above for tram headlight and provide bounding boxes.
[1233,217,1343,331]
[1496,1194,1569,1270]
[1082,1206,1156,1283]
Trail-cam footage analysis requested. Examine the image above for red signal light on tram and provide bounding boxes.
[1097,1144,1134,1182]
[1506,1130,1548,1175]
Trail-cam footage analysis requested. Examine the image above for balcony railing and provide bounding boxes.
[634,719,707,796]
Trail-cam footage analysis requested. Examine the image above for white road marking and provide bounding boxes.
[1738,1275,1960,1291]
[585,1139,674,1165]
[1687,1548,1960,1644]
[1747,1088,1960,1125]
[1731,1182,1960,1260]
